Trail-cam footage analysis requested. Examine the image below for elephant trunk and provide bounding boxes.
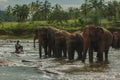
[33,36,36,48]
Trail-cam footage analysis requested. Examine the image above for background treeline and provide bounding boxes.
[0,0,120,38]
[1,0,120,25]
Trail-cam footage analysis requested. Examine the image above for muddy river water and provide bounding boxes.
[0,39,120,80]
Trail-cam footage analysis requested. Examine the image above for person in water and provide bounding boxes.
[15,40,23,53]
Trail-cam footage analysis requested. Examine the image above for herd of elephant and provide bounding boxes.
[33,24,120,64]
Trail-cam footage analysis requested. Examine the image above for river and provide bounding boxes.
[0,40,120,80]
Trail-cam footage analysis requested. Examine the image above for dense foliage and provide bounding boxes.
[2,0,119,24]
[0,0,120,38]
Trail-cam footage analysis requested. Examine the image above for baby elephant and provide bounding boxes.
[66,31,83,61]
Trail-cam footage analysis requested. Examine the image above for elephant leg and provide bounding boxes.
[68,49,75,61]
[38,39,42,58]
[33,38,36,48]
[43,44,48,57]
[88,47,93,64]
[58,44,63,58]
[55,42,63,58]
[48,46,52,57]
[57,49,62,58]
[82,50,87,63]
[52,44,57,57]
[63,46,67,58]
[59,48,62,58]
[97,51,103,63]
[52,47,56,57]
[104,49,109,64]
[76,48,82,60]
[39,44,42,58]
[82,42,89,63]
[100,53,103,62]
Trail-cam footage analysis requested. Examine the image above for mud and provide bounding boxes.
[0,39,120,80]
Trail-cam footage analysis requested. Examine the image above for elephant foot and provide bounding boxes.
[48,54,52,57]
[43,55,48,59]
[82,59,85,63]
[89,63,94,67]
[95,60,104,64]
[104,60,109,64]
[95,60,100,63]
[68,60,74,63]
[63,56,67,59]
[76,58,82,61]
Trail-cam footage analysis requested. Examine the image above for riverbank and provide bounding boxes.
[0,20,120,39]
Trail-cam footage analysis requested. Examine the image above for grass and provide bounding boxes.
[0,21,49,30]
[0,19,119,30]
[0,19,120,39]
[0,34,34,39]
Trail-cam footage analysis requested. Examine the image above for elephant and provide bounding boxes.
[82,25,113,64]
[34,27,62,58]
[34,27,48,58]
[47,27,61,57]
[112,31,120,49]
[54,30,70,58]
[66,31,83,61]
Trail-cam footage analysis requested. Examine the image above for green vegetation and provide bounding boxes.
[0,0,120,39]
[0,20,120,39]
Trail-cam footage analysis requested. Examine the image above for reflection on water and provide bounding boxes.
[0,40,120,80]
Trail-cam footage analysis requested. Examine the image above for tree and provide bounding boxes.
[88,0,105,25]
[29,0,51,21]
[21,4,30,21]
[12,4,29,22]
[105,0,120,23]
[28,0,42,21]
[48,4,69,24]
[6,5,13,21]
[68,7,75,19]
[81,0,105,25]
[68,7,80,19]
[41,0,51,20]
[80,0,90,21]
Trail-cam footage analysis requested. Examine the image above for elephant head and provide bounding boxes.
[33,29,38,48]
[34,27,48,58]
[33,27,48,48]
[83,25,104,42]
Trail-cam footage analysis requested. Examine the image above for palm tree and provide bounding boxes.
[106,0,120,23]
[12,4,29,22]
[88,0,105,25]
[12,4,20,21]
[80,0,91,22]
[41,0,51,20]
[6,5,13,21]
[21,4,29,21]
[28,0,43,21]
[112,0,120,23]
